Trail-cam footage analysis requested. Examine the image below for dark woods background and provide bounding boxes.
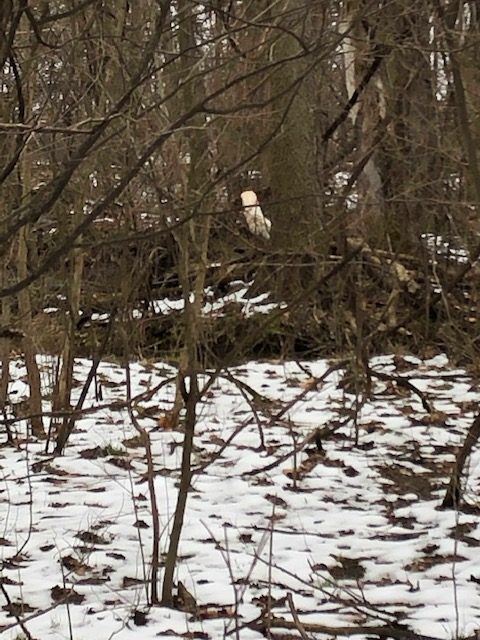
[1,0,480,368]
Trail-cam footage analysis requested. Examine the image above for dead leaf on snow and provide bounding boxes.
[122,576,146,588]
[398,404,417,416]
[76,575,110,585]
[264,494,288,508]
[61,555,91,575]
[122,435,143,448]
[86,486,107,493]
[76,530,110,545]
[343,465,360,477]
[158,411,179,430]
[0,576,21,586]
[80,446,108,459]
[175,581,197,614]
[238,532,253,543]
[283,452,325,481]
[2,601,36,616]
[421,411,449,425]
[329,555,366,580]
[301,377,318,391]
[107,456,133,470]
[405,553,467,571]
[132,609,148,626]
[51,585,85,604]
[106,551,126,560]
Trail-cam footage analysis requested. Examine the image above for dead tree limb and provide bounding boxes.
[247,612,444,640]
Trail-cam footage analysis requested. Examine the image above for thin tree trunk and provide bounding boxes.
[0,229,12,432]
[0,302,12,441]
[161,1,210,604]
[161,368,199,606]
[16,226,44,437]
[51,233,84,446]
[15,12,44,438]
[441,411,480,509]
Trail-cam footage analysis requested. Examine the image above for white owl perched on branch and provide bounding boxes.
[240,190,271,241]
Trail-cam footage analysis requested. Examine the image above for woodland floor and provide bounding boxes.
[1,352,480,639]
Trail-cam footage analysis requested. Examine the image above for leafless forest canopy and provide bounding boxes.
[1,0,480,364]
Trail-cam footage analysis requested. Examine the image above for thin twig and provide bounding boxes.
[125,359,161,605]
[287,592,310,640]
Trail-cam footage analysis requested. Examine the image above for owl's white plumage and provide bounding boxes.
[240,190,271,240]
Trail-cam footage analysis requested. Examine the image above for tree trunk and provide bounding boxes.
[267,0,318,252]
[161,0,210,606]
[17,226,44,437]
[16,20,44,437]
[441,411,480,509]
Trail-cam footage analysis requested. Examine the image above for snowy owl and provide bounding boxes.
[240,190,271,240]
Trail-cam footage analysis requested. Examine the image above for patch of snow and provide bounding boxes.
[0,354,479,639]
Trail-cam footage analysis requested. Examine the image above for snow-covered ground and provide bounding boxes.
[1,353,479,639]
[142,282,285,318]
[47,280,285,328]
